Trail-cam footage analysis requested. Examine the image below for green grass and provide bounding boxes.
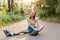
[0,16,25,28]
[39,16,60,23]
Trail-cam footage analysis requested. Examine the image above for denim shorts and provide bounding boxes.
[27,26,34,33]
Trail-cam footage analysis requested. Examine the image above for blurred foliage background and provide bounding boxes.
[0,0,60,27]
[37,0,60,23]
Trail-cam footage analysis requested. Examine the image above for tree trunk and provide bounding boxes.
[11,0,13,12]
[8,0,11,12]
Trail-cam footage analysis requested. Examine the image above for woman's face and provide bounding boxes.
[30,13,36,18]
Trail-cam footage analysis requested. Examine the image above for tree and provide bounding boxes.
[11,0,13,12]
[7,0,14,13]
[34,0,43,10]
[46,0,58,16]
[8,0,11,12]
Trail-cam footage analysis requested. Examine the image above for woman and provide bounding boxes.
[3,8,44,37]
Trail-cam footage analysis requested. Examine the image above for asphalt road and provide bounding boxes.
[0,20,60,40]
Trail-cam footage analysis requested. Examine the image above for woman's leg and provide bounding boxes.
[3,30,29,37]
[15,29,29,35]
[3,30,15,37]
[37,26,44,32]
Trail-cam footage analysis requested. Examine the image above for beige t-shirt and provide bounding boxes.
[27,19,42,30]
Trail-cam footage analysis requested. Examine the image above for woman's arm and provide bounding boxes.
[36,20,43,30]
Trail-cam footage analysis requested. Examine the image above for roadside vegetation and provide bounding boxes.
[37,0,60,23]
[0,1,25,27]
[0,0,60,28]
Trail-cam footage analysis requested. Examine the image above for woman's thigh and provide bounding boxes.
[21,29,29,32]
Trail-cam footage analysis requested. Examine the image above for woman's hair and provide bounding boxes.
[29,15,35,20]
[29,6,36,20]
[29,11,36,20]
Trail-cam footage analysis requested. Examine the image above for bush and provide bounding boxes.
[0,12,12,23]
[0,11,25,27]
[12,3,20,14]
[0,3,25,27]
[56,5,60,16]
[10,14,25,22]
[37,10,47,18]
